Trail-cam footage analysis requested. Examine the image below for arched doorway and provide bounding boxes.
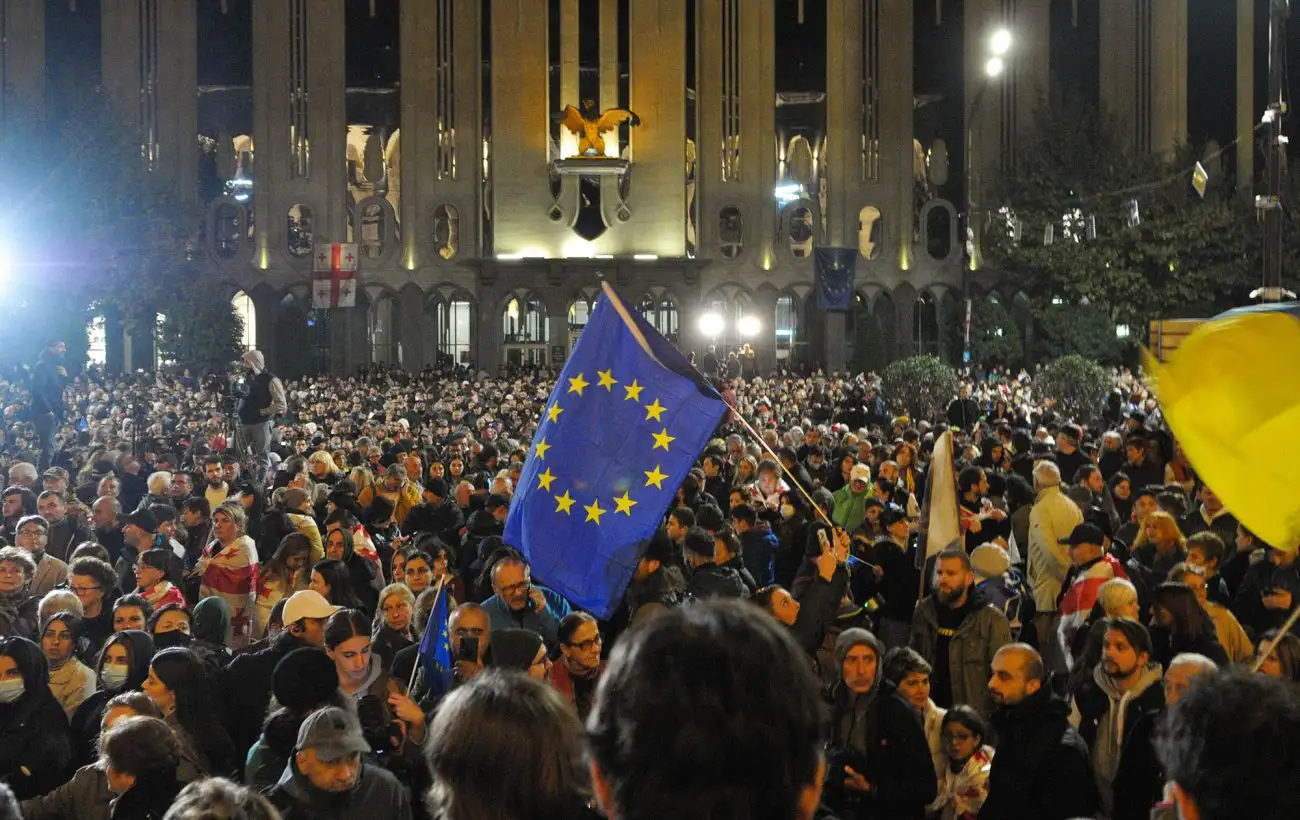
[637,291,679,344]
[502,292,549,367]
[231,290,256,350]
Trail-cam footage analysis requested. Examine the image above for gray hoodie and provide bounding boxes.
[1078,661,1163,816]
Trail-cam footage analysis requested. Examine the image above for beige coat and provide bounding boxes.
[1028,485,1083,611]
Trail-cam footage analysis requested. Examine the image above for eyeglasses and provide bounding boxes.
[16,528,45,538]
[0,565,24,576]
[566,634,603,652]
[70,584,102,594]
[496,580,531,596]
[942,730,975,743]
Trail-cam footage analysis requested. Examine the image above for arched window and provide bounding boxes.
[858,206,883,260]
[214,203,242,259]
[359,202,386,258]
[87,316,107,366]
[287,204,313,257]
[433,204,459,259]
[775,295,799,360]
[637,294,679,342]
[787,205,814,259]
[438,299,473,364]
[914,293,940,356]
[568,297,594,332]
[719,207,744,259]
[503,296,547,344]
[925,206,952,260]
[231,291,256,350]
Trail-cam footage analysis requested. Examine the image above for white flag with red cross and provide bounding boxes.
[312,243,359,309]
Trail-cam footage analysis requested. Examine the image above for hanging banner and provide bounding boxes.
[814,247,858,312]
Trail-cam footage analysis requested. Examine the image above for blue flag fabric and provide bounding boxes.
[418,583,453,697]
[815,247,858,311]
[504,286,728,618]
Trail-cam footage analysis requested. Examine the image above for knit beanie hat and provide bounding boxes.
[273,647,341,714]
[834,627,883,671]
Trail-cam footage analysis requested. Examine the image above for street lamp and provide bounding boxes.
[737,316,761,338]
[964,27,1014,366]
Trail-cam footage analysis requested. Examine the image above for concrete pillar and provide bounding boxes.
[824,313,847,374]
[1100,0,1187,156]
[0,0,44,124]
[105,313,125,375]
[250,292,280,374]
[548,314,568,365]
[1237,0,1254,191]
[101,0,198,198]
[398,284,426,372]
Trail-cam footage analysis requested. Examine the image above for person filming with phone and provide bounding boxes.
[480,550,572,654]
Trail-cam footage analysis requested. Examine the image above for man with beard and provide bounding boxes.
[908,548,1011,718]
[202,456,231,509]
[981,644,1098,819]
[37,490,91,563]
[29,340,69,471]
[264,706,412,820]
[90,496,127,565]
[1070,618,1165,820]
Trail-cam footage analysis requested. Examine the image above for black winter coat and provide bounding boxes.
[980,687,1098,820]
[1073,670,1166,820]
[0,686,72,799]
[685,562,749,600]
[221,630,314,757]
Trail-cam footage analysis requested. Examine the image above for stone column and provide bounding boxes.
[0,0,44,123]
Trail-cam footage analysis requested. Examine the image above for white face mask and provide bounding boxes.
[0,678,24,703]
[101,664,130,690]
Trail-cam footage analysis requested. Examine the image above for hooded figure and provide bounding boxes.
[823,628,937,819]
[486,629,545,673]
[68,629,155,767]
[0,636,73,797]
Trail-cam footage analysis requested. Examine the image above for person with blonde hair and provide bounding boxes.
[198,504,258,647]
[1132,510,1187,589]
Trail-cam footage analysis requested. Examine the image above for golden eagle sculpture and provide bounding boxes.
[555,99,642,157]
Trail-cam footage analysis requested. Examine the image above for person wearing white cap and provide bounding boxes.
[235,349,286,484]
[220,590,341,760]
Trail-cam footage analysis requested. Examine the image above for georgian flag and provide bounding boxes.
[312,243,359,309]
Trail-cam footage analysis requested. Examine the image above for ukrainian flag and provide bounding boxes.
[1144,303,1300,553]
[504,283,728,617]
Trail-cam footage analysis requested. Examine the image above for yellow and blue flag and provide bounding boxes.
[1144,302,1300,553]
[504,283,728,617]
[417,582,454,696]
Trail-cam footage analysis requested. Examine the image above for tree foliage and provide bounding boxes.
[1032,304,1124,363]
[1,90,241,371]
[985,94,1271,330]
[1035,354,1113,424]
[156,283,245,373]
[882,355,960,422]
[950,297,1024,368]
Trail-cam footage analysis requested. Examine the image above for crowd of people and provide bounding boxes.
[0,338,1293,820]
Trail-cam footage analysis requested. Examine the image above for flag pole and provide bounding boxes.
[407,575,448,693]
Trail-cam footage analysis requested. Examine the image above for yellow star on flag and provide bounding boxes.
[652,428,676,451]
[644,465,668,489]
[554,490,575,515]
[597,369,618,391]
[584,498,607,525]
[567,373,589,396]
[613,491,638,515]
[624,379,643,402]
[537,468,557,491]
[534,438,551,460]
[644,399,666,422]
[547,403,564,422]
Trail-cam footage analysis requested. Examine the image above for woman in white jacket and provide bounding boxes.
[933,705,995,820]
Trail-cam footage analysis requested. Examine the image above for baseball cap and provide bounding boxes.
[1059,522,1106,547]
[485,493,510,511]
[850,464,872,485]
[42,467,69,481]
[295,707,370,762]
[121,509,159,533]
[880,504,908,528]
[282,590,342,626]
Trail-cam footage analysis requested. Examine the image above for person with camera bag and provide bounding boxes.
[823,628,936,820]
[235,349,286,485]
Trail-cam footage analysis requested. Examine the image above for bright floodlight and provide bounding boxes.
[985,57,1005,78]
[737,316,761,337]
[989,29,1012,56]
[698,312,725,338]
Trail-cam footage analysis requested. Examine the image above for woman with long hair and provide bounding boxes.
[254,533,313,638]
[142,647,239,779]
[18,691,164,820]
[1132,510,1189,583]
[1149,582,1229,669]
[1254,629,1300,682]
[1109,472,1134,527]
[310,559,366,612]
[424,671,595,820]
[69,630,155,767]
[0,636,72,798]
[323,525,379,612]
[307,451,343,487]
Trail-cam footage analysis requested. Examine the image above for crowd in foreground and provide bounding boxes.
[0,344,1293,820]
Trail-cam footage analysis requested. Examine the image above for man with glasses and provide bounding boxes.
[13,514,67,598]
[551,611,604,719]
[480,554,571,653]
[66,555,119,661]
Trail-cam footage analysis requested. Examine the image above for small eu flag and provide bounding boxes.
[417,581,453,697]
[504,283,728,618]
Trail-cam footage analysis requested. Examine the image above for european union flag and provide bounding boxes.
[417,582,454,697]
[504,283,728,618]
[815,247,858,311]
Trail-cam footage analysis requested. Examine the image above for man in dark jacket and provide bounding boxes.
[402,478,464,548]
[945,385,980,431]
[1069,618,1165,820]
[683,527,748,600]
[28,340,68,472]
[264,707,413,820]
[621,537,686,627]
[822,628,936,819]
[37,491,92,563]
[1233,540,1300,640]
[732,505,777,587]
[222,590,339,757]
[908,549,1011,718]
[982,644,1098,820]
[458,493,506,573]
